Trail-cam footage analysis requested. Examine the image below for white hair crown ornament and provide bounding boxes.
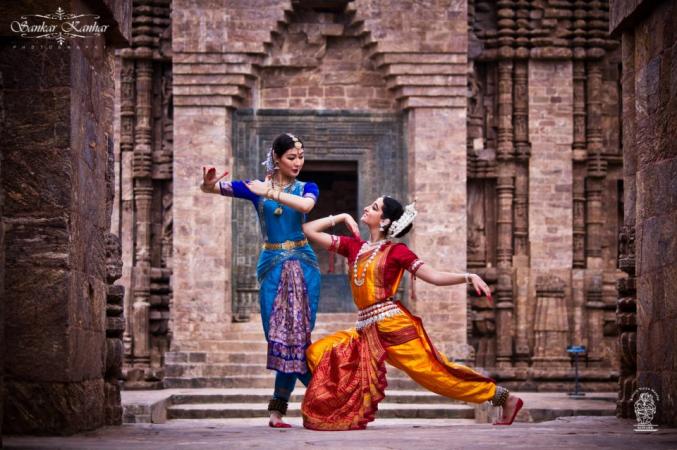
[387,201,417,238]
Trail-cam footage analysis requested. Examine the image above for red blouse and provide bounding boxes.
[329,235,425,289]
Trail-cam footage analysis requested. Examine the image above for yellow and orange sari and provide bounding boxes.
[301,236,497,431]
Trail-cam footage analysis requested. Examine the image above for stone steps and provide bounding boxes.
[169,389,464,405]
[122,389,619,424]
[167,402,475,420]
[185,329,351,341]
[167,361,416,378]
[165,313,419,391]
[171,340,270,353]
[170,330,354,352]
[164,374,423,390]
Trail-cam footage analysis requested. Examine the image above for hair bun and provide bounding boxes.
[387,201,416,238]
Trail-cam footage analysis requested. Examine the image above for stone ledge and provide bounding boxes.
[374,53,467,67]
[399,96,466,109]
[121,389,618,425]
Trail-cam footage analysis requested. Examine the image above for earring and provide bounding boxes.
[379,223,385,232]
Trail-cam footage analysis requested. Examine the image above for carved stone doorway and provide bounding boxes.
[231,109,405,321]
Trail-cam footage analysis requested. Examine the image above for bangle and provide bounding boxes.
[464,273,471,284]
[276,191,282,202]
[328,215,336,227]
[265,188,273,199]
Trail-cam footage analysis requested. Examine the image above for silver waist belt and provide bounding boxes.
[355,299,403,330]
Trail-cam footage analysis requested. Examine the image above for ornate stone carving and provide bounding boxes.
[572,59,587,268]
[104,233,125,425]
[532,275,570,368]
[118,0,173,389]
[617,225,637,418]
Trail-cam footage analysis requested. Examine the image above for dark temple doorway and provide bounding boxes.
[303,160,358,313]
[231,110,405,321]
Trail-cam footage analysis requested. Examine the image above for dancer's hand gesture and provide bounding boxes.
[245,179,272,196]
[202,166,229,191]
[468,273,493,303]
[342,214,360,238]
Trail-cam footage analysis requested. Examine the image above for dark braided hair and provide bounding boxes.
[271,133,303,158]
[381,196,413,238]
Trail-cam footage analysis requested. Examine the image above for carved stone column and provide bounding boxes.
[512,54,530,366]
[617,226,637,418]
[586,275,605,365]
[584,55,607,372]
[532,275,570,368]
[495,174,514,368]
[104,233,125,425]
[512,59,529,255]
[585,60,606,262]
[496,61,514,161]
[494,1,516,368]
[131,58,153,368]
[572,58,587,268]
[571,54,587,349]
[119,54,135,355]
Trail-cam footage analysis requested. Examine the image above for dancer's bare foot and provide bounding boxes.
[493,394,523,425]
[269,411,292,428]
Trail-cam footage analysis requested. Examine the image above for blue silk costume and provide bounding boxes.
[218,179,321,401]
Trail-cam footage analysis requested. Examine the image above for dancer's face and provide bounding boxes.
[275,147,304,179]
[361,197,386,227]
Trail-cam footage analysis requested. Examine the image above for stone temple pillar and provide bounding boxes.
[0,0,130,433]
[527,58,574,372]
[407,106,468,358]
[610,0,677,427]
[170,0,238,346]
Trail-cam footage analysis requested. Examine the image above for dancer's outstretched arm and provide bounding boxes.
[245,179,316,214]
[303,213,360,249]
[414,264,492,298]
[200,166,317,214]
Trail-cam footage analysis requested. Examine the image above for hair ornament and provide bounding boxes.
[387,200,417,238]
[286,133,304,150]
[261,148,276,174]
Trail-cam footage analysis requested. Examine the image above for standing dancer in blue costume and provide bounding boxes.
[200,133,321,428]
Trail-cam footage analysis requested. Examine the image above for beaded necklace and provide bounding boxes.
[352,240,387,286]
[270,177,295,216]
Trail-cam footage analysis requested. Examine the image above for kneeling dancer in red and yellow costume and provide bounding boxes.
[300,196,523,430]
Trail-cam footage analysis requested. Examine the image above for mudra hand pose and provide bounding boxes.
[300,196,523,430]
[201,133,321,428]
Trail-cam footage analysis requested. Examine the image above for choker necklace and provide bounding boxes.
[353,240,387,286]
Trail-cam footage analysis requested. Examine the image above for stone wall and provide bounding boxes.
[610,0,677,427]
[259,6,397,111]
[0,72,4,442]
[0,0,130,434]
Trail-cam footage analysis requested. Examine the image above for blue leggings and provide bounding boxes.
[274,371,312,402]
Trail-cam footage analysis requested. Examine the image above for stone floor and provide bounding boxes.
[120,389,620,423]
[4,416,677,449]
